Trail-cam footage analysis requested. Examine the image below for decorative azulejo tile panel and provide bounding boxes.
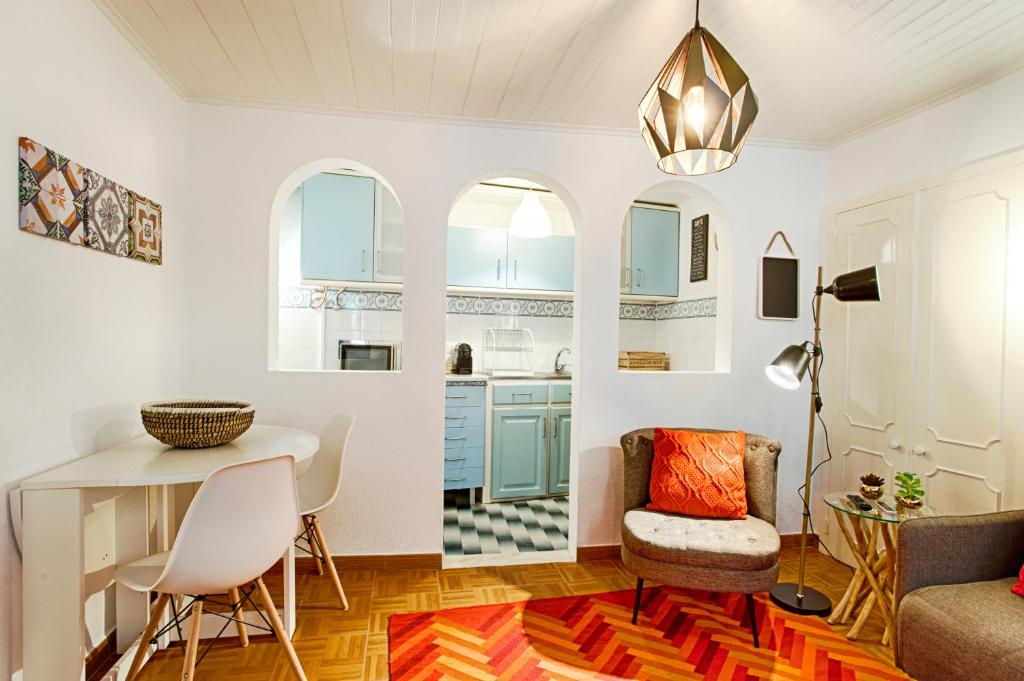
[17,137,162,264]
[278,287,402,312]
[83,168,132,257]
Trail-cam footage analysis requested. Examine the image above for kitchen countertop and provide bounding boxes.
[445,373,570,385]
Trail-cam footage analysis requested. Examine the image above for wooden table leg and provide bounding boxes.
[23,488,85,681]
[833,509,896,636]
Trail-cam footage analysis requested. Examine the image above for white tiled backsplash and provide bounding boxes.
[620,316,716,371]
[277,306,404,370]
[446,314,574,375]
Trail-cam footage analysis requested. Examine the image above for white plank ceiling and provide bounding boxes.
[97,0,1024,145]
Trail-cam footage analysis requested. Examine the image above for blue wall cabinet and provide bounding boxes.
[507,235,575,291]
[448,227,575,292]
[301,173,376,282]
[491,407,548,500]
[548,407,571,495]
[447,226,508,288]
[628,206,679,296]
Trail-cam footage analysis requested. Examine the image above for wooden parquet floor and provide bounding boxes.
[135,546,888,680]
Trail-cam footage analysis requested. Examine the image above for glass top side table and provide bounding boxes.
[823,491,936,648]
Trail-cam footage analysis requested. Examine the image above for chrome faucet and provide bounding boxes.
[555,347,572,376]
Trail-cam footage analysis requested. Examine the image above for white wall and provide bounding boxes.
[183,103,824,557]
[0,0,187,675]
[826,68,1024,206]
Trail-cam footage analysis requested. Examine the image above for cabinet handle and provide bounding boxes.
[445,477,466,482]
[445,395,467,399]
[552,420,558,439]
[361,249,367,272]
[445,436,467,441]
[543,415,548,438]
[514,258,518,281]
[912,445,928,456]
[444,456,466,462]
[497,258,502,280]
[637,268,644,287]
[444,416,466,420]
[511,392,532,396]
[376,249,381,273]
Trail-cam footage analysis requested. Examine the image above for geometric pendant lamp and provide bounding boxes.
[638,1,758,176]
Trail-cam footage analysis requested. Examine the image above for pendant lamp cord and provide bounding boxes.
[694,0,700,27]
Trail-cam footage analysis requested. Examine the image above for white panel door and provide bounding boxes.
[824,195,916,556]
[911,165,1024,516]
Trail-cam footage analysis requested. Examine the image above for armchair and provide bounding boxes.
[619,428,782,647]
[895,510,1024,680]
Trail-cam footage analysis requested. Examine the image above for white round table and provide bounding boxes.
[19,425,319,681]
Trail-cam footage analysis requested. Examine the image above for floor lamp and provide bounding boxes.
[765,265,880,615]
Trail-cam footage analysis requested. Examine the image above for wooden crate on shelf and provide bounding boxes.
[618,351,669,371]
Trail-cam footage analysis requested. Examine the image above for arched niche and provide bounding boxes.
[268,157,405,372]
[617,180,733,373]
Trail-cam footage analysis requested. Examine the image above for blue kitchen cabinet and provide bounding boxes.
[444,385,485,494]
[507,235,575,292]
[447,226,508,288]
[491,407,548,500]
[548,407,571,495]
[628,206,679,296]
[301,172,375,282]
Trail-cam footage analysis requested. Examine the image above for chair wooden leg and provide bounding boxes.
[126,593,170,681]
[303,516,324,576]
[181,599,204,681]
[746,593,760,649]
[632,577,644,625]
[255,577,308,681]
[229,587,249,647]
[310,516,349,610]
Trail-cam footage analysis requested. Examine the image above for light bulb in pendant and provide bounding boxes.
[683,85,706,131]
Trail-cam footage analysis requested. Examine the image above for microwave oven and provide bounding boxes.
[337,340,400,371]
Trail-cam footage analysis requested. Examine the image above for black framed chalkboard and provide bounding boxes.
[690,214,708,282]
[759,256,799,319]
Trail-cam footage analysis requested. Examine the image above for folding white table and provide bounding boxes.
[19,425,318,681]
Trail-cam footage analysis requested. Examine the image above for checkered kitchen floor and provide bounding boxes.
[442,493,569,556]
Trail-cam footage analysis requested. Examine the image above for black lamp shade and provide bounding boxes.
[765,344,811,390]
[824,266,880,302]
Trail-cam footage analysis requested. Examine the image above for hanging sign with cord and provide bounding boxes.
[758,231,799,320]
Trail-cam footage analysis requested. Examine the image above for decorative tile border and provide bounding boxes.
[620,297,717,320]
[447,294,573,318]
[279,287,402,311]
[280,287,715,320]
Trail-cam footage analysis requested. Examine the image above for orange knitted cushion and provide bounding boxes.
[646,428,748,519]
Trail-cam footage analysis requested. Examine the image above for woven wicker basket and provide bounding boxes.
[141,400,255,449]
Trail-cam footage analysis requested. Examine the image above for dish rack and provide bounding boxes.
[482,328,535,376]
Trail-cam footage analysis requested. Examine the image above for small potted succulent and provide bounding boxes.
[859,473,884,500]
[895,471,925,509]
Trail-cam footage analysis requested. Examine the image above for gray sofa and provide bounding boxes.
[896,510,1024,680]
[619,428,781,647]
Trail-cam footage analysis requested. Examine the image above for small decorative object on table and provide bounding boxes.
[894,471,925,509]
[142,400,254,449]
[859,473,885,500]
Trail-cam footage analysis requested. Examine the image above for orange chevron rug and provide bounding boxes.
[389,587,909,680]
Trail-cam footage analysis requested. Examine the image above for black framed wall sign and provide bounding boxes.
[690,214,709,282]
[758,231,799,320]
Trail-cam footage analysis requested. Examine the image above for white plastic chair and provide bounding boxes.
[296,414,356,610]
[115,455,307,681]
